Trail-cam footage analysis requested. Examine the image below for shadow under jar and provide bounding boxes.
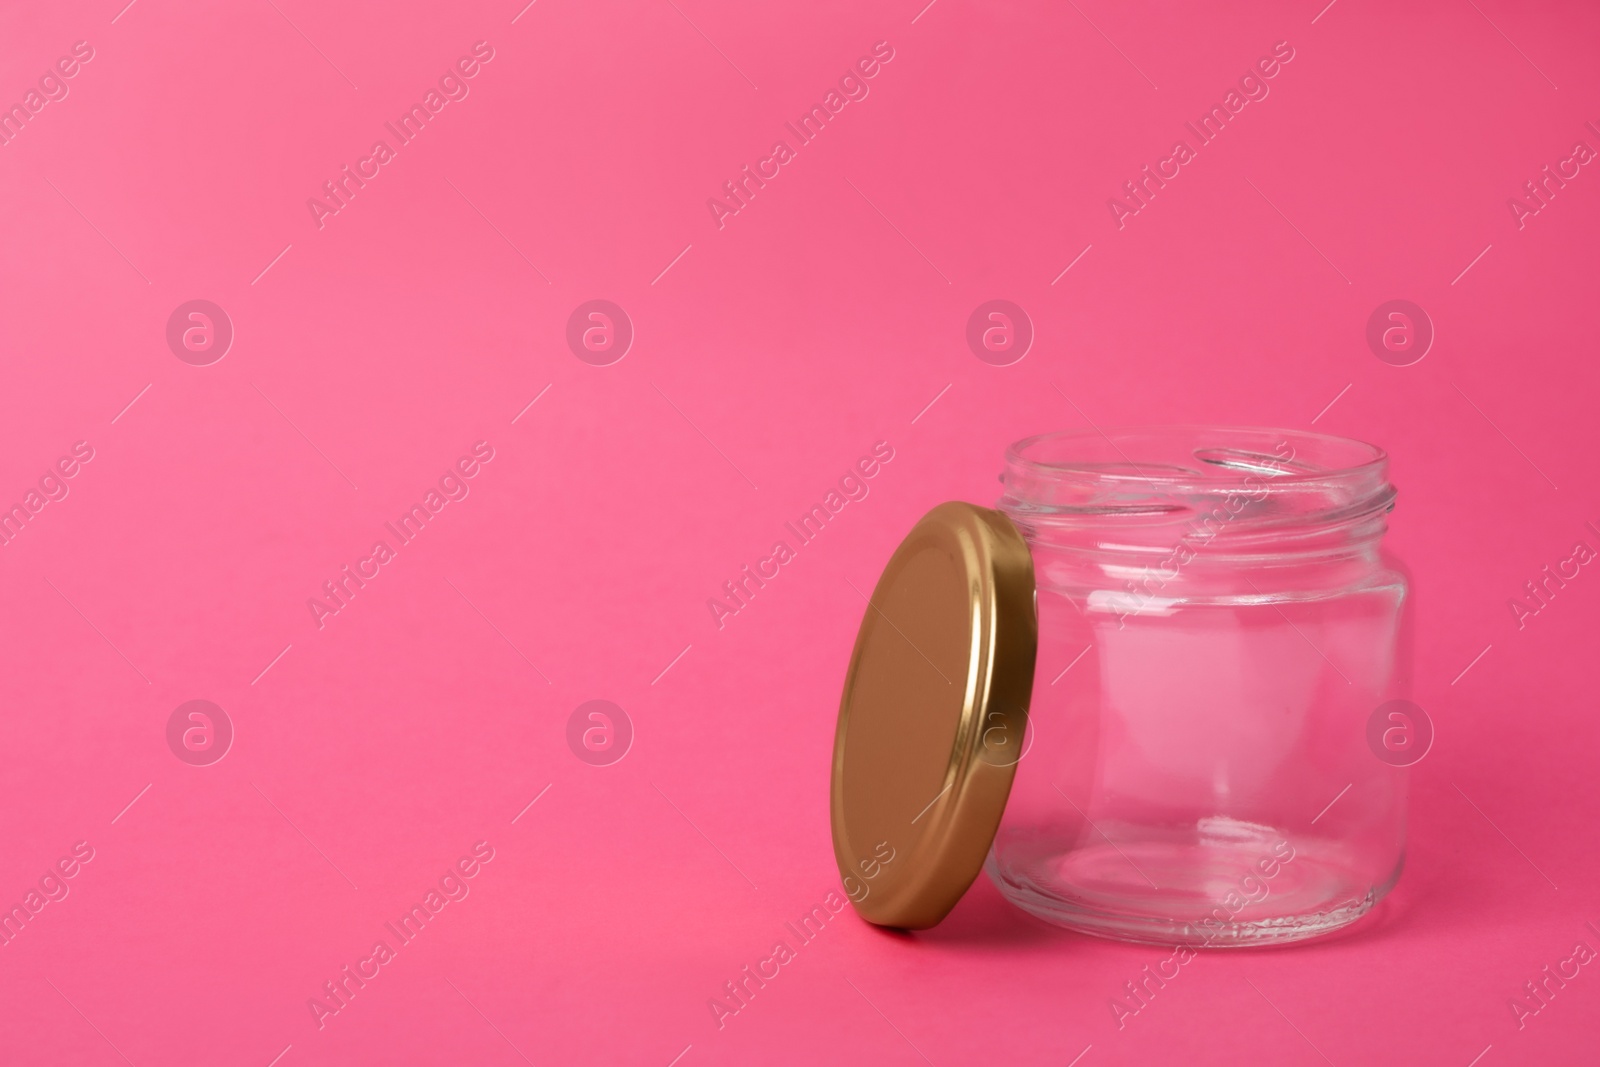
[985,427,1411,946]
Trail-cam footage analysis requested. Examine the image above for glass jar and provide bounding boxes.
[983,427,1410,946]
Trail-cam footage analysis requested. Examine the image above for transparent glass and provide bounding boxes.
[986,427,1411,947]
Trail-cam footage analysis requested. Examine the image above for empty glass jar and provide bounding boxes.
[984,427,1411,946]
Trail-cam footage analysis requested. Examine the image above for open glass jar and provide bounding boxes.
[831,427,1411,947]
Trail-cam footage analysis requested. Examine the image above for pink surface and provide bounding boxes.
[1,1,1597,1064]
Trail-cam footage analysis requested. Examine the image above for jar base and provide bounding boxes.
[985,835,1401,948]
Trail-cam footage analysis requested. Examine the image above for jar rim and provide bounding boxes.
[1004,426,1386,489]
[1000,426,1394,535]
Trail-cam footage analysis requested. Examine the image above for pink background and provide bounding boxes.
[2,0,1598,1064]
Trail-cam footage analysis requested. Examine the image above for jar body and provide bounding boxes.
[986,429,1411,946]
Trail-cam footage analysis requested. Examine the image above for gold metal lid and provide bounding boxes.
[830,501,1037,929]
